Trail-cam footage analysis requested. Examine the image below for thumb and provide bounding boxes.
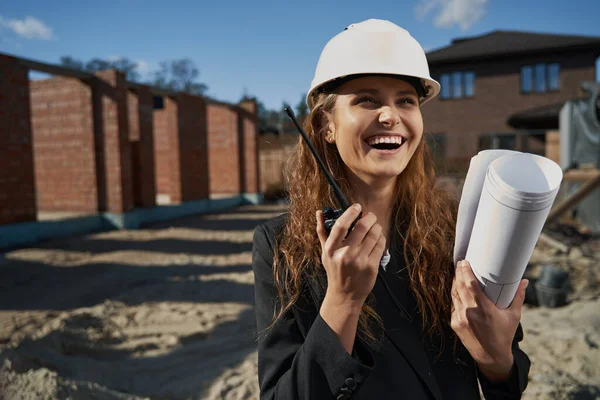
[508,279,529,313]
[315,210,327,249]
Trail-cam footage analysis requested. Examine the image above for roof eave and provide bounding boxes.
[427,42,600,67]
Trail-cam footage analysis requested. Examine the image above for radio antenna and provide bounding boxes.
[283,104,351,210]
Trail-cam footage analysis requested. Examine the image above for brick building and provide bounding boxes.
[421,30,600,168]
[0,53,260,226]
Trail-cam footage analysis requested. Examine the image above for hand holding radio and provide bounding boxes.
[316,205,386,305]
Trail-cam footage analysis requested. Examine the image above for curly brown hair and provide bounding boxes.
[270,90,458,353]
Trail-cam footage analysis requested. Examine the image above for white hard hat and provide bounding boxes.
[307,19,440,109]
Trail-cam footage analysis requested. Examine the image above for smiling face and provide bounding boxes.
[325,75,424,186]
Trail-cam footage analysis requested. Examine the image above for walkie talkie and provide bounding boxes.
[283,105,363,236]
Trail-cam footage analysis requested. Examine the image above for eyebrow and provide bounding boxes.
[353,88,418,97]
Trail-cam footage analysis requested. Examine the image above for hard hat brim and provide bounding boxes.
[307,73,440,109]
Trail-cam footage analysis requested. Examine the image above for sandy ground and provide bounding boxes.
[1,203,599,400]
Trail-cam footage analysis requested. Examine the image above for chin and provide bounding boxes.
[371,168,405,180]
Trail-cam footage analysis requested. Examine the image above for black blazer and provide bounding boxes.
[252,214,530,400]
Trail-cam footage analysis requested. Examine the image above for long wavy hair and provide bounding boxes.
[270,89,458,352]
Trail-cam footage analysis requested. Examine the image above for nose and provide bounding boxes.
[378,106,401,128]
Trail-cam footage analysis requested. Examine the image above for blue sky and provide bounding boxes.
[1,0,599,110]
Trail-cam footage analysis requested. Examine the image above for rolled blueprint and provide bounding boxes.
[463,153,563,309]
[453,150,521,266]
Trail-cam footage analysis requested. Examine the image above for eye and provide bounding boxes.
[355,96,378,106]
[397,97,418,106]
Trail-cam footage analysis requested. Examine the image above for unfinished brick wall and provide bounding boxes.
[178,93,209,201]
[207,102,240,195]
[128,86,156,208]
[237,99,259,194]
[153,94,209,204]
[93,70,134,213]
[30,77,98,213]
[0,54,37,224]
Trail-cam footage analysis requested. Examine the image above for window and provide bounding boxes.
[153,96,165,109]
[464,72,475,97]
[440,74,451,99]
[521,66,532,92]
[438,71,475,99]
[548,63,560,90]
[521,63,560,93]
[452,72,463,98]
[535,63,546,92]
[479,133,516,151]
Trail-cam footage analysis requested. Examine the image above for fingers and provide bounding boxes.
[451,274,462,308]
[327,204,364,247]
[507,279,529,315]
[315,210,327,249]
[316,204,385,267]
[346,212,379,249]
[368,233,386,264]
[456,260,493,308]
[455,261,476,307]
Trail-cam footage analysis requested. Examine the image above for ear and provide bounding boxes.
[321,110,336,143]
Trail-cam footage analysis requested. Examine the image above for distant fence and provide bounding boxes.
[259,146,295,198]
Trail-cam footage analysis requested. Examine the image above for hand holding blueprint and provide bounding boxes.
[454,150,563,309]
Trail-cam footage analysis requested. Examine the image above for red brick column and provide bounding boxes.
[30,77,98,213]
[128,86,156,208]
[153,94,209,204]
[0,54,37,224]
[93,70,133,213]
[238,99,259,194]
[178,93,209,201]
[207,102,240,195]
[153,96,182,204]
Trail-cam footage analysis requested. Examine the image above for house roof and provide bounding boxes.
[506,101,571,129]
[427,30,600,65]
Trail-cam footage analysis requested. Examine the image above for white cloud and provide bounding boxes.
[0,15,55,40]
[414,0,487,31]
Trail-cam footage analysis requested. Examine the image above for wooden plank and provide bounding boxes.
[545,171,600,226]
[17,56,93,80]
[563,168,600,183]
[538,232,569,253]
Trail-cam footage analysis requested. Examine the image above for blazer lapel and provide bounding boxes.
[372,253,444,400]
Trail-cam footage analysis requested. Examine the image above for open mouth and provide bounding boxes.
[364,136,406,151]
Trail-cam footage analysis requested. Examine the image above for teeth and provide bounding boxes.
[366,136,404,146]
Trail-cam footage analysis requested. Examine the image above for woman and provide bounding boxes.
[252,19,530,399]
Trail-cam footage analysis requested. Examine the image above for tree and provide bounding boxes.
[59,55,141,82]
[151,59,208,95]
[295,93,308,127]
[108,57,140,82]
[59,56,84,71]
[84,58,112,73]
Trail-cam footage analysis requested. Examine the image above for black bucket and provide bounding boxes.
[534,265,570,308]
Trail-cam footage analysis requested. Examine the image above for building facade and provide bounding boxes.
[421,30,600,169]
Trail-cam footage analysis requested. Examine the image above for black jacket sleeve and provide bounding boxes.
[477,323,531,400]
[252,223,375,400]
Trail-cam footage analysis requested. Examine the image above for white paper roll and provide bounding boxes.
[456,152,563,309]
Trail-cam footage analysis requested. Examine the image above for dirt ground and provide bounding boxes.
[1,203,599,400]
